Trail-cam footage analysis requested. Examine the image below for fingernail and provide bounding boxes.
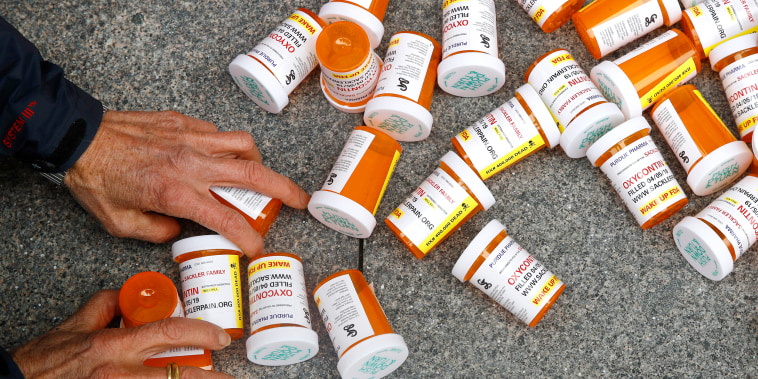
[219,331,231,347]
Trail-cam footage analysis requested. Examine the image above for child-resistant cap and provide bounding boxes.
[441,151,496,210]
[437,52,506,97]
[451,219,505,282]
[172,235,242,262]
[308,190,378,238]
[336,333,409,379]
[229,55,290,114]
[686,141,752,196]
[515,84,561,148]
[318,2,385,49]
[586,116,652,165]
[591,60,642,118]
[560,102,625,159]
[673,216,734,281]
[246,326,320,366]
[364,96,433,142]
[709,33,758,71]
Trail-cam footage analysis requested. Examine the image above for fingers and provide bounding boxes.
[182,196,265,257]
[129,365,235,379]
[105,110,219,133]
[196,131,262,163]
[100,208,182,244]
[130,318,232,359]
[205,159,310,209]
[56,290,120,333]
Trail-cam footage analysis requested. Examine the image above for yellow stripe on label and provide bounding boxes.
[532,275,560,306]
[724,197,739,205]
[391,208,404,219]
[229,254,244,327]
[639,186,681,216]
[690,5,704,18]
[373,150,401,215]
[248,259,292,276]
[704,26,758,56]
[532,6,547,23]
[479,135,546,180]
[738,115,758,134]
[549,53,573,66]
[288,14,319,36]
[418,196,478,255]
[443,0,467,9]
[640,58,697,109]
[549,109,565,133]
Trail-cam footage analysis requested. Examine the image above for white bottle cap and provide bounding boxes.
[437,52,506,97]
[451,219,505,282]
[753,128,758,155]
[337,333,409,379]
[559,102,626,159]
[709,33,758,71]
[363,96,433,142]
[308,190,377,238]
[319,74,367,114]
[318,2,385,49]
[661,0,683,25]
[441,151,496,210]
[515,84,561,148]
[172,235,242,262]
[673,216,734,281]
[591,61,643,118]
[686,141,753,196]
[229,54,290,114]
[246,327,320,366]
[586,116,652,166]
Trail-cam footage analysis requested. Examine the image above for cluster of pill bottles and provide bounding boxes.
[682,0,758,60]
[514,0,583,33]
[318,0,389,49]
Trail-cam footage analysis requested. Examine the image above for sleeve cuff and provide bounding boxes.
[0,346,24,379]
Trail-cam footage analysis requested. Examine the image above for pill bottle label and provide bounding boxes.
[687,1,758,56]
[373,33,434,102]
[471,235,562,325]
[180,255,244,330]
[248,256,312,331]
[600,135,686,225]
[441,0,498,59]
[210,186,273,219]
[614,30,678,65]
[387,167,479,255]
[455,99,545,179]
[247,10,323,93]
[321,52,382,104]
[516,0,563,27]
[528,51,605,127]
[589,1,664,57]
[720,55,758,136]
[639,58,697,109]
[322,129,375,193]
[652,99,703,173]
[151,346,206,359]
[314,274,375,357]
[692,175,758,259]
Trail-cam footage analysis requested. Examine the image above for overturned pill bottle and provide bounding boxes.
[709,33,758,143]
[591,29,701,119]
[313,269,408,379]
[452,220,565,327]
[682,0,758,60]
[363,31,442,142]
[586,117,688,229]
[514,0,584,33]
[452,84,561,180]
[318,0,388,48]
[572,0,682,59]
[246,252,319,366]
[386,151,496,259]
[525,49,625,158]
[119,271,214,370]
[651,84,753,196]
[211,187,281,236]
[309,126,401,238]
[673,173,758,281]
[229,8,325,113]
[317,21,382,113]
[437,0,506,97]
[680,0,702,6]
[172,235,244,340]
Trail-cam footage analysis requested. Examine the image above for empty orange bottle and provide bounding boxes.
[318,0,389,48]
[514,0,584,33]
[210,187,281,236]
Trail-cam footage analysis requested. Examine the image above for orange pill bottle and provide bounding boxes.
[386,151,496,259]
[452,220,565,327]
[119,271,213,370]
[590,29,700,119]
[651,84,753,196]
[210,187,281,236]
[318,0,389,48]
[313,270,408,378]
[364,31,442,142]
[514,0,584,33]
[308,126,401,238]
[246,252,319,366]
[572,0,682,59]
[317,21,383,113]
[681,0,758,60]
[172,235,244,340]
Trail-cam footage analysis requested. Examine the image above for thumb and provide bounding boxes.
[127,318,232,360]
[56,290,120,333]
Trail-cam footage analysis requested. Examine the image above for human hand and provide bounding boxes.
[64,110,309,258]
[11,290,234,378]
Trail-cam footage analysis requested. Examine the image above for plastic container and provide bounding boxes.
[437,0,506,97]
[386,151,496,259]
[318,0,389,48]
[572,0,682,59]
[680,0,703,6]
[210,187,282,236]
[591,29,701,119]
[119,271,213,370]
[229,8,326,113]
[681,0,758,60]
[309,126,401,238]
[709,33,758,143]
[316,21,383,113]
[452,84,561,180]
[246,252,319,366]
[673,174,758,281]
[525,49,626,158]
[651,84,753,196]
[586,117,689,228]
[514,0,584,33]
[313,270,408,379]
[363,31,442,142]
[452,220,565,327]
[172,235,245,340]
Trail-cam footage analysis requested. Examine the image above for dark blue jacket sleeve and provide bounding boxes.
[0,16,102,173]
[0,346,23,379]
